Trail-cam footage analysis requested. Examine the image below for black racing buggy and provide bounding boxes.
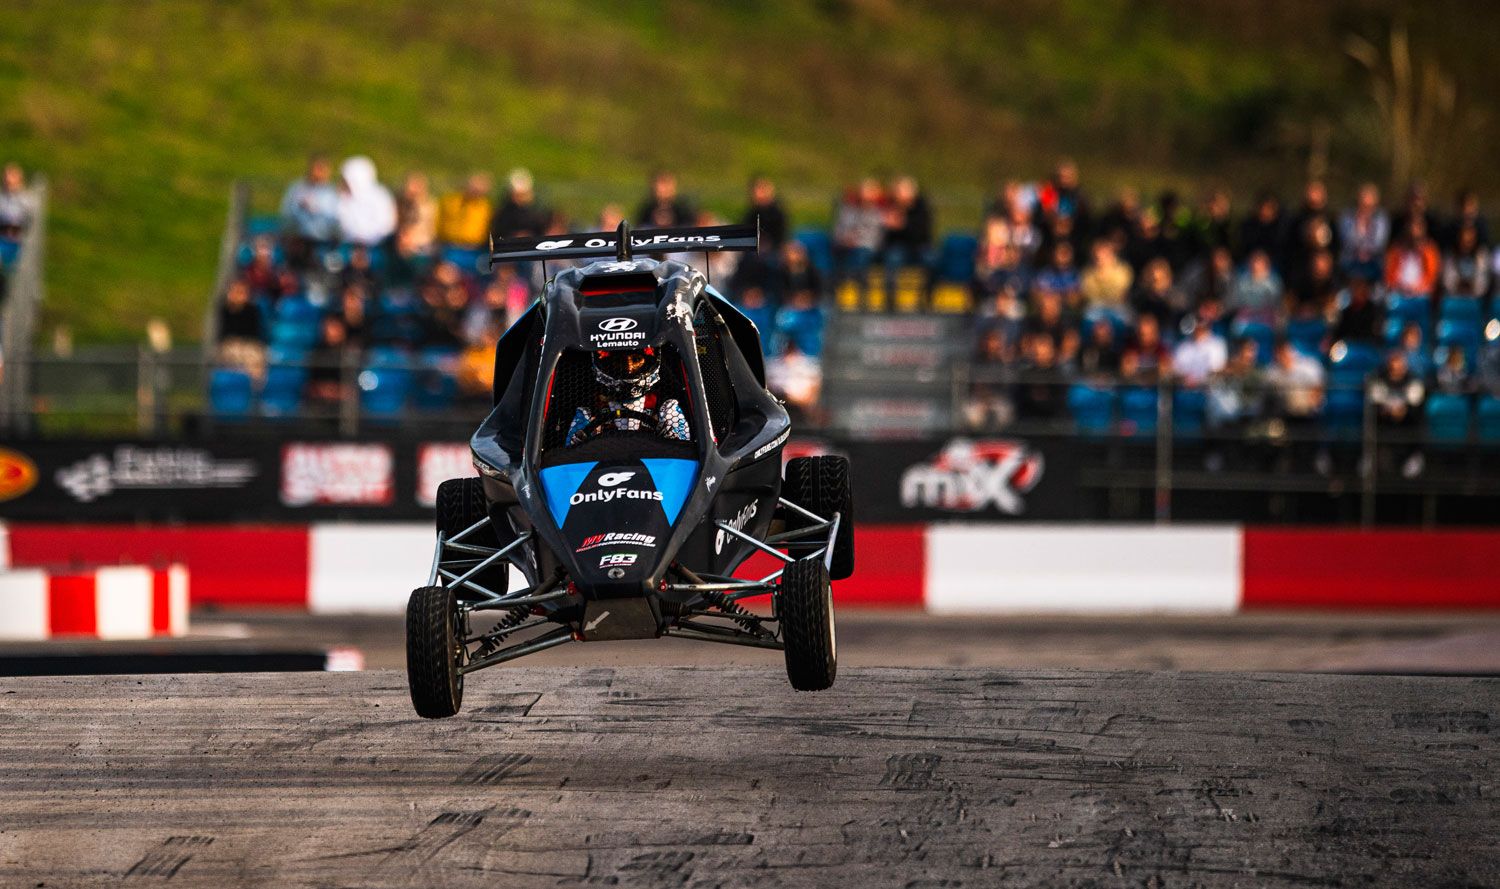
[406,222,854,717]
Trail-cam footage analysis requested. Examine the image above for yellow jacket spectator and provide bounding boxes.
[436,172,494,248]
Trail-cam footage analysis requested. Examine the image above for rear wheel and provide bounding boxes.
[435,477,488,539]
[779,557,836,691]
[406,585,465,718]
[782,456,855,580]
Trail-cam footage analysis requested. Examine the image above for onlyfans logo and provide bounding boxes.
[570,488,663,506]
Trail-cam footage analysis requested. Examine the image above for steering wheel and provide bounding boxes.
[573,407,659,444]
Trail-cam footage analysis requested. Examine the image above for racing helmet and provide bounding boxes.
[592,347,661,399]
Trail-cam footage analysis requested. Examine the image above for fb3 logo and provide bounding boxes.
[599,553,637,568]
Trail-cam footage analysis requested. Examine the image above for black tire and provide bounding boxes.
[435,477,488,539]
[780,557,836,691]
[406,585,464,718]
[783,456,855,580]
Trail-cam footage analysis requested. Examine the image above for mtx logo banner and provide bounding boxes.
[899,438,1043,515]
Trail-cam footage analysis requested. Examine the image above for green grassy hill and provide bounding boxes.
[1,0,1494,342]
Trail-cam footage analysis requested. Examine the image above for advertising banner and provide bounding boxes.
[0,434,1087,523]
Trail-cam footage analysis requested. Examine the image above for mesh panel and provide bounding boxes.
[538,345,700,464]
[694,302,738,442]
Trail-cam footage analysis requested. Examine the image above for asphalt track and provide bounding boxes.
[2,667,1495,887]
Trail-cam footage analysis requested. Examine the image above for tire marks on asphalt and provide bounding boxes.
[125,836,214,880]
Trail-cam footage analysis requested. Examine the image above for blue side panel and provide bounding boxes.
[641,459,697,525]
[538,462,597,526]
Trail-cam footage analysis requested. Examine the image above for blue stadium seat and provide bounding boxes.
[1322,387,1364,437]
[259,365,307,417]
[359,365,412,418]
[1386,295,1431,335]
[1477,395,1500,443]
[0,239,20,266]
[1173,388,1207,437]
[935,233,978,282]
[1231,320,1275,366]
[371,291,422,344]
[1425,393,1471,444]
[1285,317,1327,357]
[412,350,458,411]
[1119,386,1159,437]
[1382,316,1411,345]
[208,368,254,420]
[244,214,282,237]
[1437,319,1481,364]
[793,229,834,278]
[440,245,483,272]
[1439,297,1483,325]
[1328,340,1381,386]
[1066,384,1115,435]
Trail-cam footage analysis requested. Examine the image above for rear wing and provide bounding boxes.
[486,220,759,268]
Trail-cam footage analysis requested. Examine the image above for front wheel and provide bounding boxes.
[779,558,837,691]
[406,585,465,718]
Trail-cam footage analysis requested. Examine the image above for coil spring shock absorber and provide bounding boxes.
[701,590,764,636]
[474,605,532,657]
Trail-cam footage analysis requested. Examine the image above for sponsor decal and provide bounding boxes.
[705,475,716,490]
[574,234,724,251]
[281,443,394,506]
[569,486,663,506]
[589,320,648,348]
[752,429,791,461]
[606,568,626,580]
[714,501,758,554]
[599,553,637,568]
[54,446,257,503]
[598,471,635,487]
[0,448,39,502]
[576,532,657,553]
[899,438,1043,515]
[416,442,476,507]
[535,239,573,251]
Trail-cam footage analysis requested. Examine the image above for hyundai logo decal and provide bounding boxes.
[599,317,638,332]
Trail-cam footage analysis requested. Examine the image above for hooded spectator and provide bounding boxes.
[336,156,397,246]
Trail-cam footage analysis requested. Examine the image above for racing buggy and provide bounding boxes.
[406,221,854,717]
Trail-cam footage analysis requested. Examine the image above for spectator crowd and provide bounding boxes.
[210,153,1500,467]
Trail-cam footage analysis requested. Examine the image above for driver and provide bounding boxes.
[567,347,691,445]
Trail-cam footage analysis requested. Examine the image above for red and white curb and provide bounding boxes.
[0,564,189,640]
[2,522,1497,614]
